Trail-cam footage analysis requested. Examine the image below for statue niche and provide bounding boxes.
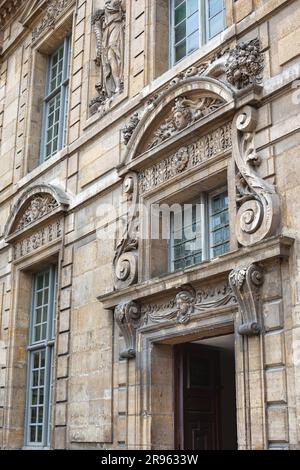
[90,0,126,115]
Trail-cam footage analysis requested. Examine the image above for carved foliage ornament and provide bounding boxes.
[232,106,280,246]
[138,123,232,194]
[90,0,126,115]
[148,95,224,150]
[32,0,72,40]
[122,112,140,145]
[14,219,63,260]
[229,264,263,336]
[114,301,141,358]
[113,173,139,290]
[14,194,59,232]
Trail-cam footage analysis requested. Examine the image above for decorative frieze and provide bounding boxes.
[148,96,224,150]
[142,283,236,325]
[138,123,232,194]
[15,194,59,232]
[232,106,280,246]
[14,218,63,260]
[90,0,126,115]
[229,264,264,335]
[114,301,141,358]
[32,0,73,41]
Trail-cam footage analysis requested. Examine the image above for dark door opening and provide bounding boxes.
[174,335,237,450]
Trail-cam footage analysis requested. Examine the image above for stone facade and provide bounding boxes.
[0,0,299,450]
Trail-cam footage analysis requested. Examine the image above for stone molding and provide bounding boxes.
[229,263,264,335]
[0,0,24,29]
[232,105,280,246]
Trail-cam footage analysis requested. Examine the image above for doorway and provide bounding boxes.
[174,334,237,450]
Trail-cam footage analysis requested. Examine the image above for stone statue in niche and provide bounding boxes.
[91,0,126,113]
[148,95,223,149]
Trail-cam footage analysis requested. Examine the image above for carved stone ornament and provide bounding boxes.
[232,106,280,246]
[229,264,264,336]
[225,38,264,90]
[142,283,236,325]
[90,0,126,115]
[113,173,139,290]
[115,301,141,358]
[32,0,73,41]
[148,95,224,150]
[139,123,232,194]
[15,194,59,232]
[122,112,140,145]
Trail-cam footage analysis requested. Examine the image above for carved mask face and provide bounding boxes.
[105,0,119,10]
[174,111,189,130]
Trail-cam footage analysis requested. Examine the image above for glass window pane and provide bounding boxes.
[175,0,184,7]
[175,3,186,24]
[208,0,223,17]
[187,0,198,16]
[175,21,186,44]
[187,11,199,34]
[175,40,186,62]
[209,11,225,39]
[187,30,199,54]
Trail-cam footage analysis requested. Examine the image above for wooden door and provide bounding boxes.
[174,343,221,450]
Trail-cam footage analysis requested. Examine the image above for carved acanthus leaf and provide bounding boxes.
[148,96,224,150]
[232,106,280,246]
[229,264,263,335]
[115,301,141,358]
[14,194,59,232]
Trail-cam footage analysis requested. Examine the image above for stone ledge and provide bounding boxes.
[98,235,294,309]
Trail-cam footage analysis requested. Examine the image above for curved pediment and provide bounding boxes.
[5,184,70,242]
[124,76,235,165]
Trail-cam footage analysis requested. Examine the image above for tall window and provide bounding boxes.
[25,266,57,447]
[171,0,226,64]
[170,189,229,271]
[41,36,70,162]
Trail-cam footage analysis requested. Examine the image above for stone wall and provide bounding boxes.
[0,0,300,450]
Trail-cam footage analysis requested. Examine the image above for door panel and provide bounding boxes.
[175,343,221,450]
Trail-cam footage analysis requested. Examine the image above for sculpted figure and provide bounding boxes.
[92,0,126,101]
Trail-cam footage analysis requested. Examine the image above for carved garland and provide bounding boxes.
[232,106,280,246]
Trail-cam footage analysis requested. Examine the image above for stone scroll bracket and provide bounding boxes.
[115,301,141,359]
[232,105,281,247]
[229,263,264,336]
[113,173,139,291]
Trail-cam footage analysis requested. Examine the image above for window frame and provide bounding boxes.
[169,0,226,66]
[40,35,71,163]
[169,187,229,272]
[24,265,57,449]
